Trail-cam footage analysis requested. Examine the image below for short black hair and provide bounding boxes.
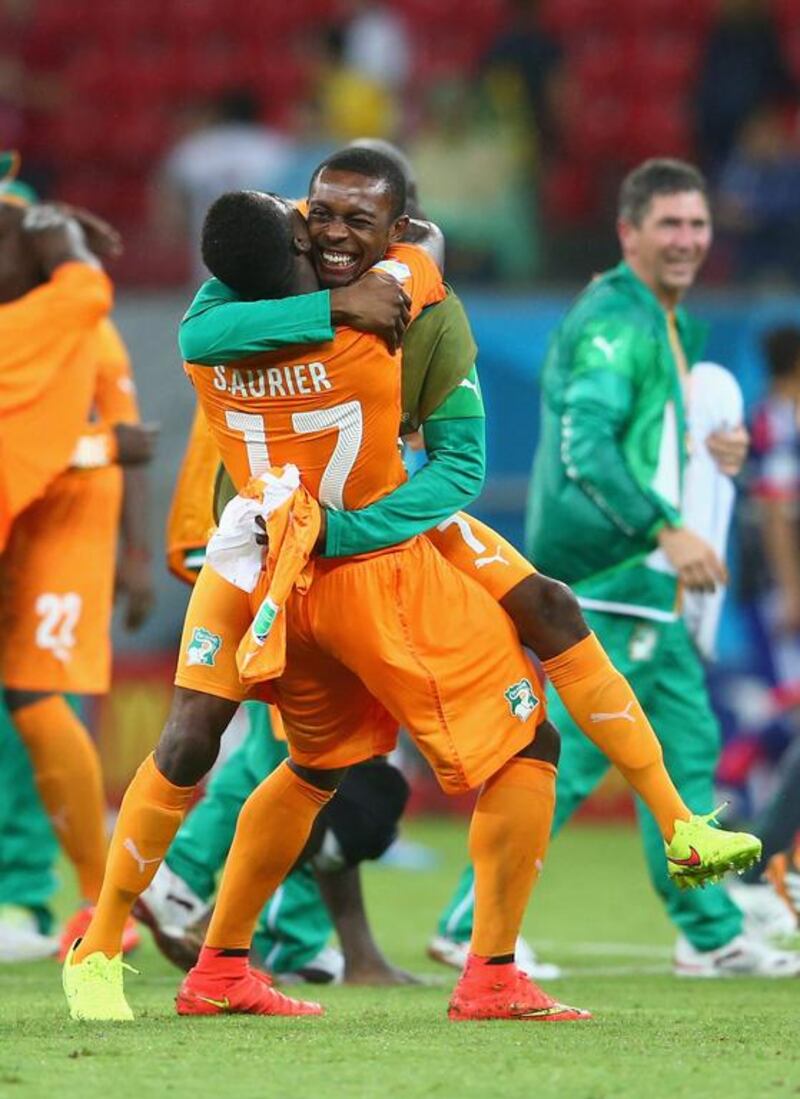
[763,325,800,378]
[347,137,422,216]
[201,190,294,300]
[618,158,709,225]
[309,147,407,220]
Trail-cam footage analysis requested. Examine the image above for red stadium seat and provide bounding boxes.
[626,31,701,96]
[540,157,599,224]
[81,0,163,46]
[570,32,633,95]
[563,94,629,161]
[784,27,800,81]
[604,0,716,33]
[49,106,113,161]
[103,108,172,167]
[772,0,800,33]
[171,41,260,97]
[34,0,94,40]
[163,0,236,38]
[626,97,693,162]
[55,169,128,219]
[63,48,121,102]
[539,0,619,37]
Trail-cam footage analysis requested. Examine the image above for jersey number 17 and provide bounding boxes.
[225,402,363,510]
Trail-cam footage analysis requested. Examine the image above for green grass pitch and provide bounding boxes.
[1,820,797,1099]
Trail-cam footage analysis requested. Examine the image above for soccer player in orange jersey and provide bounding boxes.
[0,201,114,547]
[65,152,589,1024]
[0,179,157,958]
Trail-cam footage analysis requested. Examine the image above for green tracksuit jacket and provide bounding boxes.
[527,261,706,620]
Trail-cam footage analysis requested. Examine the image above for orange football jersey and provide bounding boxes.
[0,263,113,548]
[166,404,221,584]
[92,319,140,426]
[187,243,445,511]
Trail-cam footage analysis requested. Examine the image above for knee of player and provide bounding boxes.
[503,573,588,656]
[533,575,586,638]
[155,687,237,784]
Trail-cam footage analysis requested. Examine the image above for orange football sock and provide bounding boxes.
[470,756,556,959]
[542,632,690,840]
[73,753,195,962]
[13,696,108,904]
[204,761,333,952]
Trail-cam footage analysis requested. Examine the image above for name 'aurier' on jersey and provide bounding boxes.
[187,243,446,512]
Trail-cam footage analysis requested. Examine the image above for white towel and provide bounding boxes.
[205,465,300,593]
[681,363,743,659]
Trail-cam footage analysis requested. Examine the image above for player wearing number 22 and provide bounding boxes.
[64,152,595,1024]
[0,175,152,961]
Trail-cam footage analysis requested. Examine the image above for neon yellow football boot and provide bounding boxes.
[62,941,136,1021]
[666,805,762,890]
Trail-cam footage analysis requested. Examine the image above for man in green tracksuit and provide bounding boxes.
[440,158,800,976]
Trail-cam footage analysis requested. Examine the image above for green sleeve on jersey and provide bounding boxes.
[400,288,478,433]
[178,278,334,364]
[323,415,486,558]
[425,366,483,421]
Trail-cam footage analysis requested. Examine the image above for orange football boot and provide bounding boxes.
[176,956,323,1017]
[448,954,591,1022]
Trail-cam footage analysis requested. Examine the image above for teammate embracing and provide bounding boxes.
[63,151,760,1025]
[64,157,589,1024]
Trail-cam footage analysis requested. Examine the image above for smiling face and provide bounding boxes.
[306,168,409,288]
[618,190,712,308]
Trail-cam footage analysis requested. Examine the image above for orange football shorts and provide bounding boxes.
[1,466,122,693]
[427,511,536,602]
[176,536,545,794]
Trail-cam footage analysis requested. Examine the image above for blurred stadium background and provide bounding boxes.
[4,0,800,821]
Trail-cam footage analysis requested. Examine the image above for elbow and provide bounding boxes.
[178,321,219,364]
[461,450,486,505]
[472,453,487,498]
[177,323,200,363]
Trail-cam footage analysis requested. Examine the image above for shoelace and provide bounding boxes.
[96,959,138,988]
[693,801,729,829]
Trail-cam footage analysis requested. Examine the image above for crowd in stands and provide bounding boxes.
[3,0,800,285]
